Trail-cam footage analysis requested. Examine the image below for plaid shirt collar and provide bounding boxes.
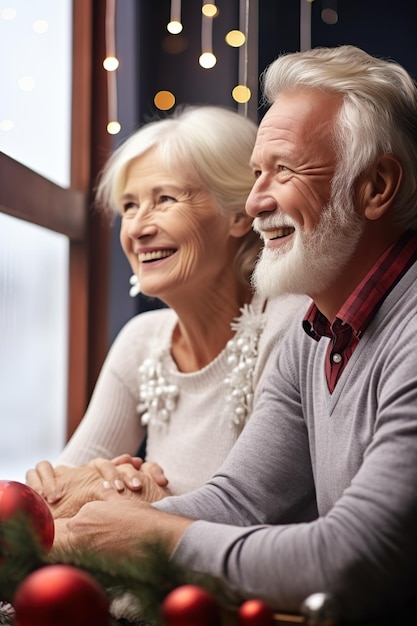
[303,230,417,342]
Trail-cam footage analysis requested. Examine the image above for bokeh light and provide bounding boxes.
[232,85,251,103]
[154,90,176,111]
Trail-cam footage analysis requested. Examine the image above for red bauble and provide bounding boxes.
[162,584,220,626]
[13,564,110,626]
[0,480,54,550]
[238,599,275,626]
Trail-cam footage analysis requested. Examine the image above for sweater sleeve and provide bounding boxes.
[155,313,417,622]
[57,311,175,465]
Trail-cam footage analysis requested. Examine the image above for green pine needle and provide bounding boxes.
[0,516,232,625]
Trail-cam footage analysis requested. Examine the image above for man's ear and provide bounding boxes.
[229,211,253,238]
[363,153,403,221]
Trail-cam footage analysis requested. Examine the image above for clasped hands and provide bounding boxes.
[26,454,172,520]
[26,456,192,557]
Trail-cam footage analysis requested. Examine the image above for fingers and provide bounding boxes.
[110,454,144,470]
[89,458,144,492]
[25,461,64,503]
[141,462,169,487]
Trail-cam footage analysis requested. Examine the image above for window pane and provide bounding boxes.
[0,213,68,481]
[0,0,72,188]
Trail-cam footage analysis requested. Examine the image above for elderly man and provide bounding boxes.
[54,45,417,622]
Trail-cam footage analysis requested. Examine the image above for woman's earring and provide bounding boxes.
[129,274,140,297]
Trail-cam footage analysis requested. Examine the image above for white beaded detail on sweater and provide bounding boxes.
[137,350,179,428]
[225,303,266,427]
[136,303,266,429]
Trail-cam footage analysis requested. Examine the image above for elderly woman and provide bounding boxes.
[26,106,307,516]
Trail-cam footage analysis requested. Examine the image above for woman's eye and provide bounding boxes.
[159,195,176,203]
[122,201,138,213]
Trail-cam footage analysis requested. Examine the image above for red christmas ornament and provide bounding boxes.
[13,564,110,626]
[162,584,220,626]
[0,480,54,550]
[238,599,275,626]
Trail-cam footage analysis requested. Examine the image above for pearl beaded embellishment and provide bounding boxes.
[225,304,266,428]
[136,304,266,429]
[137,352,179,428]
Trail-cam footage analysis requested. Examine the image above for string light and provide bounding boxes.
[225,29,245,47]
[104,0,121,135]
[103,56,119,71]
[199,14,216,68]
[202,1,218,18]
[167,0,183,34]
[107,121,121,134]
[300,0,312,51]
[232,0,251,111]
[232,85,251,103]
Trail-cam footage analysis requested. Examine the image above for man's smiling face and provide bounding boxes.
[246,89,364,299]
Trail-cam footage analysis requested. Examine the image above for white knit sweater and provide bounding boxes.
[58,292,309,494]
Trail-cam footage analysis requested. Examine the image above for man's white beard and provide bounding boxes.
[252,191,364,299]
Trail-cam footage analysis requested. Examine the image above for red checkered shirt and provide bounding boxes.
[302,230,417,392]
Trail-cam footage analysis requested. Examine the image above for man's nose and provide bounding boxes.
[246,181,277,217]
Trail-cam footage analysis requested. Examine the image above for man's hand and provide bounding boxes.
[53,500,193,557]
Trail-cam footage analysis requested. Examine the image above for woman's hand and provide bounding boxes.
[26,458,171,520]
[89,455,169,492]
[26,460,66,504]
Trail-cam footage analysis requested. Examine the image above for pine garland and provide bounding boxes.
[0,516,232,625]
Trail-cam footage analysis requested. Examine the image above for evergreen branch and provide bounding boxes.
[49,541,231,624]
[0,517,232,625]
[0,515,47,601]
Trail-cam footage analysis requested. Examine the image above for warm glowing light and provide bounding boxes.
[167,20,183,34]
[107,121,121,134]
[225,30,245,47]
[162,35,188,54]
[232,85,251,103]
[103,56,119,71]
[32,19,48,34]
[154,91,176,111]
[1,7,17,20]
[321,8,338,23]
[0,119,14,131]
[18,76,36,91]
[202,3,218,17]
[168,0,182,33]
[199,52,216,69]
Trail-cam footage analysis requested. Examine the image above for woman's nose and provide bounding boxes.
[126,207,157,239]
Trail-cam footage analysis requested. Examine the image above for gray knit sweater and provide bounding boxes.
[155,259,417,622]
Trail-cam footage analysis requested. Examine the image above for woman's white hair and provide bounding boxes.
[95,105,260,286]
[262,45,417,230]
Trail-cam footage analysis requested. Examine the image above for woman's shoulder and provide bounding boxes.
[264,293,311,319]
[110,307,178,353]
[258,293,311,352]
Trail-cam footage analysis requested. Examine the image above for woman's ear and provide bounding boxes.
[363,153,403,221]
[229,211,253,238]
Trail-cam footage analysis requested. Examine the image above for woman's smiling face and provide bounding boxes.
[119,148,235,300]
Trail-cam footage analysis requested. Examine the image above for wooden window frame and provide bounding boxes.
[0,0,111,440]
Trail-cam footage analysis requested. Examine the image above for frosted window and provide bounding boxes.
[0,0,72,188]
[0,213,68,481]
